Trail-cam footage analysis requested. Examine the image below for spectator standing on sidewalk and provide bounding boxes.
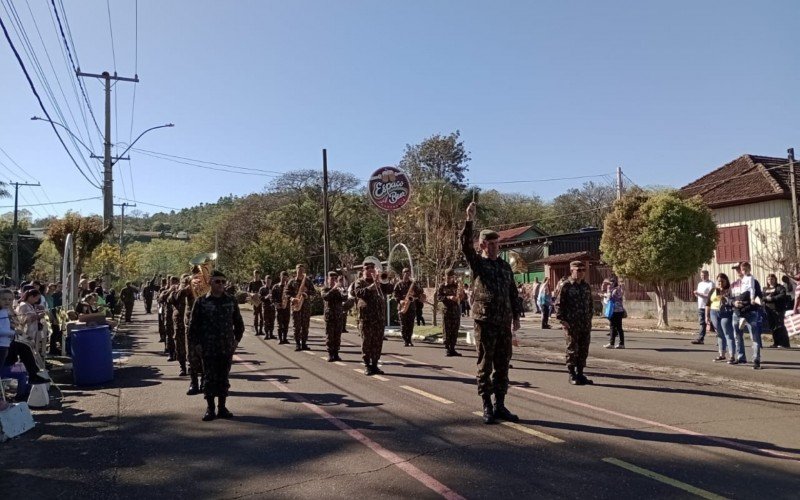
[731,261,763,369]
[531,278,542,314]
[538,278,552,329]
[691,270,714,344]
[706,273,734,363]
[602,276,626,349]
[763,273,791,348]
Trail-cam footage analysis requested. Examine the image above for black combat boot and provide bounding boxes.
[372,363,384,375]
[295,342,302,352]
[482,395,496,424]
[179,361,187,377]
[332,353,342,362]
[202,397,216,421]
[186,375,201,395]
[327,353,335,362]
[451,349,462,357]
[576,368,593,385]
[217,397,233,419]
[364,362,374,376]
[445,348,453,357]
[167,347,176,362]
[301,343,311,351]
[493,393,519,422]
[568,366,582,386]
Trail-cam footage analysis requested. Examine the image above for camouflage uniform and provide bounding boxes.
[556,278,593,371]
[185,287,203,382]
[285,276,318,348]
[394,280,423,345]
[461,220,521,397]
[272,282,290,343]
[143,276,157,314]
[172,284,191,368]
[157,284,168,343]
[259,284,276,339]
[120,285,136,322]
[322,284,344,356]
[247,280,263,334]
[354,278,394,367]
[187,292,244,398]
[437,282,461,353]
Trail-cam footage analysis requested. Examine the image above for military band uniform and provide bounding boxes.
[394,278,423,346]
[187,279,244,420]
[248,279,263,334]
[259,284,276,339]
[172,282,192,375]
[556,263,594,385]
[143,275,157,314]
[354,277,394,373]
[322,280,345,360]
[285,275,318,350]
[157,283,168,346]
[461,218,522,424]
[164,285,176,361]
[437,281,462,355]
[272,281,290,343]
[120,284,137,322]
[184,283,204,395]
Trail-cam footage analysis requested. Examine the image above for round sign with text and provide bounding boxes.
[368,166,411,211]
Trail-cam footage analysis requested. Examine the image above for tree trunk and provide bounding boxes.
[653,283,670,328]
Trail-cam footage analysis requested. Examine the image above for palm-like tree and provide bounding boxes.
[0,181,9,199]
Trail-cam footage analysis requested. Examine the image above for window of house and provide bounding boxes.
[716,225,749,264]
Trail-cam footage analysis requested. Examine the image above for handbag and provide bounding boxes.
[603,299,615,319]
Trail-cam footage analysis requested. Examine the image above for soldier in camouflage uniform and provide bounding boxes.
[185,267,203,395]
[284,264,318,351]
[322,271,345,362]
[247,270,263,335]
[272,272,291,344]
[187,270,244,421]
[556,261,594,386]
[171,274,192,377]
[259,276,276,339]
[163,276,179,361]
[461,201,522,424]
[340,276,355,333]
[393,268,424,346]
[157,277,168,346]
[354,259,395,375]
[437,269,463,357]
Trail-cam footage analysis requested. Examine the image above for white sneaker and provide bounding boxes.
[603,343,614,349]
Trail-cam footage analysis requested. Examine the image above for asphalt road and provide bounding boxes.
[3,307,799,499]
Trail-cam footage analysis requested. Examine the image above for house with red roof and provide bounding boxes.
[681,153,797,282]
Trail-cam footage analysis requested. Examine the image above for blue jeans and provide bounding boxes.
[710,309,733,357]
[732,309,762,363]
[697,308,707,339]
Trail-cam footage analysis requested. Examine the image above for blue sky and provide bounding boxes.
[1,0,798,220]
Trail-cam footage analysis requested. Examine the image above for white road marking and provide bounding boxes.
[400,385,454,404]
[603,458,727,499]
[471,412,564,443]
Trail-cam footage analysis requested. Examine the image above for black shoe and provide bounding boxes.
[577,373,593,385]
[691,339,704,345]
[542,325,551,329]
[327,355,335,362]
[202,408,216,421]
[295,345,302,352]
[302,344,311,351]
[445,350,453,357]
[753,361,762,370]
[217,407,233,419]
[373,365,385,375]
[364,366,374,376]
[186,383,201,396]
[493,394,519,422]
[569,373,582,385]
[255,331,264,336]
[408,341,414,347]
[482,396,496,424]
[451,350,462,357]
[333,354,342,362]
[179,366,187,377]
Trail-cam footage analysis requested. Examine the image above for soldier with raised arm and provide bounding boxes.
[461,201,522,424]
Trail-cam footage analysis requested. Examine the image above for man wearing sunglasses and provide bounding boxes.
[187,270,245,421]
[556,261,594,386]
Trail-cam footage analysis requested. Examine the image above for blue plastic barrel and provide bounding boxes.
[70,325,113,386]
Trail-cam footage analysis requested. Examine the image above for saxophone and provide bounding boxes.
[291,276,308,313]
[190,252,216,297]
[399,281,416,314]
[456,280,465,302]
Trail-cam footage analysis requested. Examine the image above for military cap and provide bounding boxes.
[479,229,499,241]
[402,267,411,274]
[280,271,289,277]
[362,259,376,267]
[445,268,455,277]
[328,271,339,278]
[210,270,226,278]
[570,261,586,269]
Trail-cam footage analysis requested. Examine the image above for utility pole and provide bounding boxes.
[114,202,137,246]
[77,70,138,233]
[789,148,799,263]
[616,166,624,200]
[10,181,41,284]
[322,149,331,275]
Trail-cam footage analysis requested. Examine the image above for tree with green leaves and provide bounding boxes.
[600,191,718,328]
[46,212,106,277]
[548,181,617,234]
[399,131,470,190]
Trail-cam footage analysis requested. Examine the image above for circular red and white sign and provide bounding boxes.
[368,166,411,211]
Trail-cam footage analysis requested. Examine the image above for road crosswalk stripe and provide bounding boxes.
[400,385,453,404]
[471,412,564,443]
[352,368,388,381]
[602,458,727,499]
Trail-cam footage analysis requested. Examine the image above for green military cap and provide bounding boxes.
[328,271,339,278]
[570,261,586,269]
[479,229,499,241]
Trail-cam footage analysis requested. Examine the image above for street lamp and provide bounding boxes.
[112,123,173,166]
[31,116,96,156]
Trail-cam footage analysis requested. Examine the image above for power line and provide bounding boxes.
[115,196,179,211]
[131,147,288,175]
[468,173,612,186]
[486,204,615,231]
[127,0,139,202]
[0,195,101,208]
[131,149,281,177]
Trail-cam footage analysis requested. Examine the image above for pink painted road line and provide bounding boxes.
[401,359,800,463]
[233,355,466,500]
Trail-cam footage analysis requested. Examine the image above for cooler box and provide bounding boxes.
[70,325,113,386]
